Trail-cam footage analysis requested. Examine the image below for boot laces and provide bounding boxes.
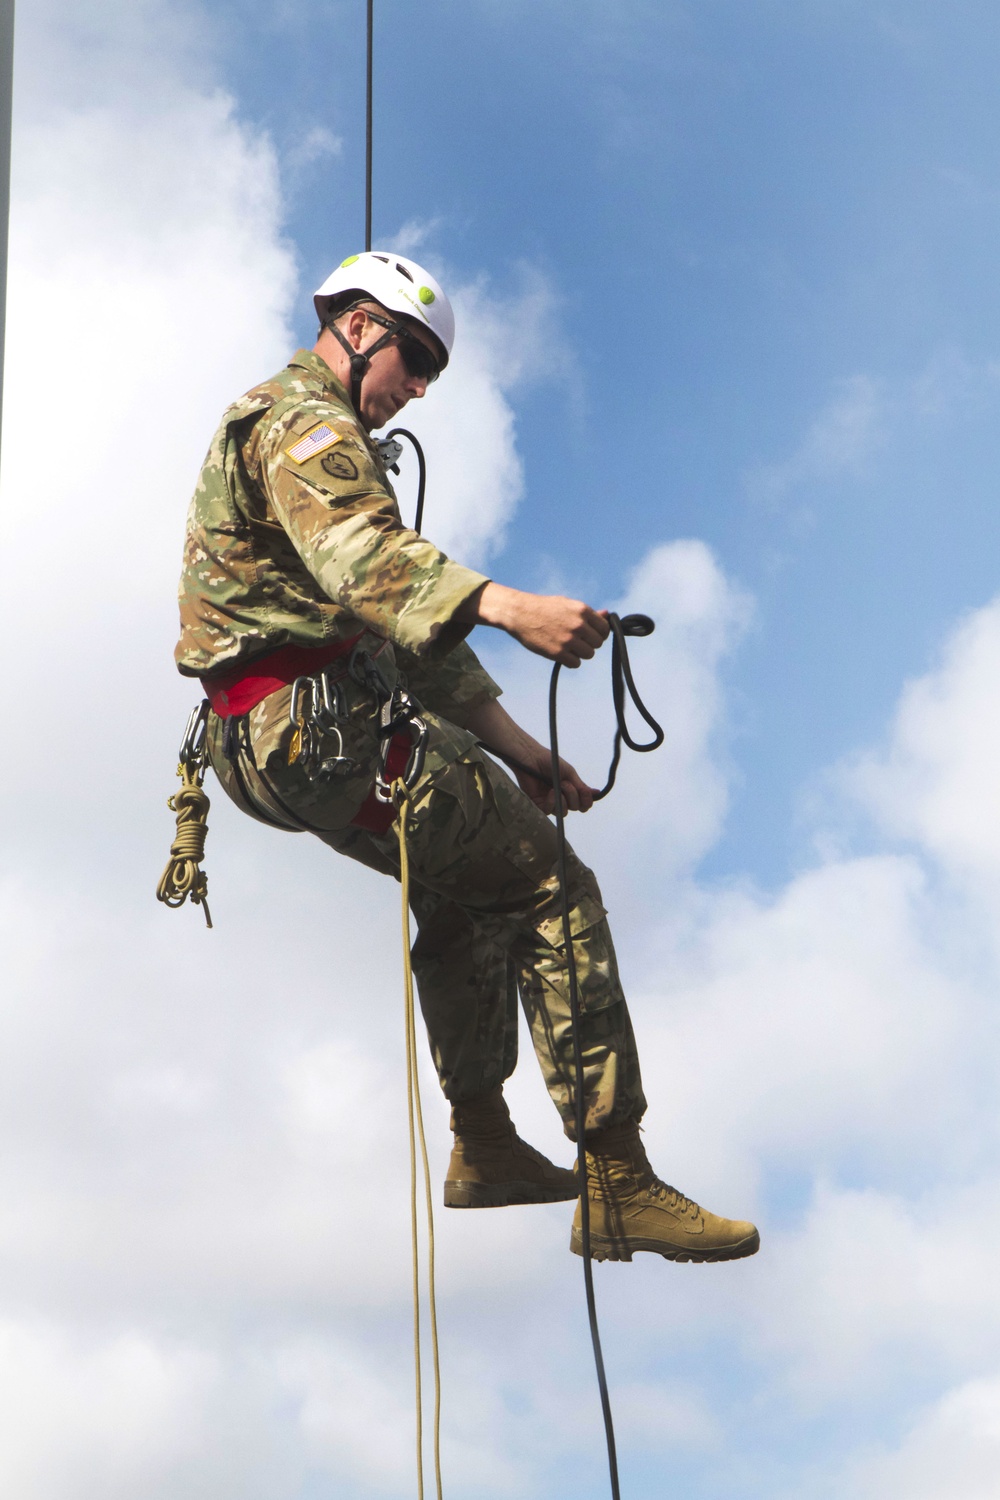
[647,1177,697,1215]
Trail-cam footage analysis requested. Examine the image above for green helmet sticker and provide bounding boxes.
[340,254,360,267]
[418,286,436,305]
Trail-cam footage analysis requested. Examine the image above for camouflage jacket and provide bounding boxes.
[175,348,500,723]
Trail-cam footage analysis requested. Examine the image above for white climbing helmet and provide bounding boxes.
[313,251,455,369]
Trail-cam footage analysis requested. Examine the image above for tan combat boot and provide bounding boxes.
[570,1120,759,1263]
[444,1089,578,1208]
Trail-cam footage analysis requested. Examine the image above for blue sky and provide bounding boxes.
[6,3,1000,1498]
[205,0,1000,881]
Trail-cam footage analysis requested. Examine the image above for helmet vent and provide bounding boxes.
[372,254,389,263]
[396,263,414,281]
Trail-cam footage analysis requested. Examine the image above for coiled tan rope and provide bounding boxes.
[393,779,443,1500]
[156,762,213,928]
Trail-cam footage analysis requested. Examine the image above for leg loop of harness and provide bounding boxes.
[348,643,429,804]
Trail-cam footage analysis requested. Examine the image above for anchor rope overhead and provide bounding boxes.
[357,4,667,1491]
[365,0,373,251]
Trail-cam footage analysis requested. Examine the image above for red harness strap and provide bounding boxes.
[350,734,412,835]
[201,637,363,719]
[201,635,411,837]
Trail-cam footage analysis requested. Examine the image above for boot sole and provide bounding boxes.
[569,1226,760,1263]
[445,1178,579,1209]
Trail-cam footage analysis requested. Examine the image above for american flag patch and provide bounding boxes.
[285,423,342,463]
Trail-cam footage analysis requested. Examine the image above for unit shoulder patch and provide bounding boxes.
[284,422,343,464]
[321,449,360,481]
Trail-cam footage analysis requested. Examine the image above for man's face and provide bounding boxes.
[356,314,439,430]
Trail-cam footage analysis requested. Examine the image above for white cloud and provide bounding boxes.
[750,373,886,504]
[386,263,570,566]
[844,599,1000,883]
[286,124,342,173]
[387,215,444,255]
[0,1325,229,1500]
[848,1376,1000,1500]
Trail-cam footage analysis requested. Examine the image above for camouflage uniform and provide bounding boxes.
[177,349,646,1137]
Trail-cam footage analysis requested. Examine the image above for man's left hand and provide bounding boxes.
[515,751,597,816]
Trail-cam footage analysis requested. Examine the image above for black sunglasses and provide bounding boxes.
[363,309,441,383]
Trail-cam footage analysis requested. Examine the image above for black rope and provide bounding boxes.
[549,670,620,1500]
[478,613,664,798]
[385,427,427,532]
[481,614,662,1500]
[547,614,662,1500]
[593,613,664,799]
[365,0,373,251]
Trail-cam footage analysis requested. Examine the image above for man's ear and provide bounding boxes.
[345,307,370,351]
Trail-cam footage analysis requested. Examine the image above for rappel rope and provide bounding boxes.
[365,0,373,252]
[393,779,444,1500]
[547,618,664,1500]
[366,47,440,1487]
[378,598,663,1500]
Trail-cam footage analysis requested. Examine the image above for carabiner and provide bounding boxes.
[179,699,210,771]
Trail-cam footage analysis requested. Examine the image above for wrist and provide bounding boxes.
[457,580,517,630]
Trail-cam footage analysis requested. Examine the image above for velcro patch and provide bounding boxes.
[285,423,343,463]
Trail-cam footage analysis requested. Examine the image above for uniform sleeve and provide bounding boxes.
[395,639,502,726]
[259,405,489,658]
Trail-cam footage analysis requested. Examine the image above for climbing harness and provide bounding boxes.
[155,700,213,928]
[219,641,428,837]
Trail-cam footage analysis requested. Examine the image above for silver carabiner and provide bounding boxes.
[179,699,210,769]
[374,695,428,801]
[289,674,316,731]
[314,668,348,732]
[290,671,357,781]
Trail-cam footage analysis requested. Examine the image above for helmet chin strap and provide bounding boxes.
[327,317,408,424]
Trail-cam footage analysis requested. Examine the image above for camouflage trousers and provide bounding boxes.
[206,675,647,1138]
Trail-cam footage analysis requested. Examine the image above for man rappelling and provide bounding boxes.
[173,250,759,1266]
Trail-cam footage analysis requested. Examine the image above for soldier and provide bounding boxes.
[175,251,759,1264]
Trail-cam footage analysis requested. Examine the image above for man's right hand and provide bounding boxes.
[459,582,610,668]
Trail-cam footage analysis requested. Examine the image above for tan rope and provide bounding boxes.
[156,761,213,928]
[393,779,443,1500]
